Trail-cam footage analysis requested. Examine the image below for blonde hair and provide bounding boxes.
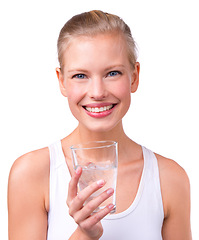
[57,10,138,70]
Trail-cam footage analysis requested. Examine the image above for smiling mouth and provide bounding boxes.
[83,104,115,113]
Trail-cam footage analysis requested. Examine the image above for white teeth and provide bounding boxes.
[85,105,113,113]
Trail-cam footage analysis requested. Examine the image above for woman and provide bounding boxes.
[8,10,192,239]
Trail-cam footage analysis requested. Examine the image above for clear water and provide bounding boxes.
[78,162,117,213]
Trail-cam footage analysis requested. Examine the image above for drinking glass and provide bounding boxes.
[70,141,118,213]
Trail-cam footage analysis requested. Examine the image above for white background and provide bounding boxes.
[0,0,198,239]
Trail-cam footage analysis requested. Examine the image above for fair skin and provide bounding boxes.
[8,33,192,240]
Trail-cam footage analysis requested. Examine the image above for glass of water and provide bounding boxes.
[70,141,118,213]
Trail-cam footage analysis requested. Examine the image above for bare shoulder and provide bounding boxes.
[156,154,192,240]
[9,147,50,180]
[8,147,50,239]
[155,153,190,196]
[156,153,189,180]
[155,153,191,239]
[8,147,50,192]
[8,147,50,213]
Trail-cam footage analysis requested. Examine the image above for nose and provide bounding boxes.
[88,77,107,100]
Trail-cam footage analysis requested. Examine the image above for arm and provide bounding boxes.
[8,149,49,240]
[158,156,192,240]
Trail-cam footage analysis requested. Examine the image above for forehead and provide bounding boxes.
[62,33,130,71]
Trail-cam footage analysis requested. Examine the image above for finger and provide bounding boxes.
[79,203,115,230]
[73,188,114,223]
[67,167,82,204]
[69,179,105,216]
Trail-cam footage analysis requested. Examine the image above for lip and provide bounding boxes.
[82,103,117,118]
[83,103,115,108]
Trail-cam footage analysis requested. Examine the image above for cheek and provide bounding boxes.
[114,80,132,116]
[112,79,131,100]
[66,84,84,103]
[66,84,86,119]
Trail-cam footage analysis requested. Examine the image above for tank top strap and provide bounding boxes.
[142,146,164,216]
[142,146,159,176]
[48,141,66,169]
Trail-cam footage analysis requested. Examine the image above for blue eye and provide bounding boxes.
[73,74,86,79]
[107,71,121,77]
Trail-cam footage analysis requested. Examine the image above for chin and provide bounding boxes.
[83,120,121,134]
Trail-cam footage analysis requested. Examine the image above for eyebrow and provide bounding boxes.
[104,64,126,71]
[67,69,89,73]
[67,64,126,73]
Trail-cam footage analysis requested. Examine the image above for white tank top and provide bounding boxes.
[47,141,164,240]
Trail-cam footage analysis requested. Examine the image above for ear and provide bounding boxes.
[56,67,68,97]
[131,62,140,93]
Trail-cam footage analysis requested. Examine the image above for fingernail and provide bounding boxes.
[106,188,114,195]
[108,203,114,209]
[75,167,81,175]
[97,179,105,186]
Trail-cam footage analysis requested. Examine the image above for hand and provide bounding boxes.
[67,167,114,240]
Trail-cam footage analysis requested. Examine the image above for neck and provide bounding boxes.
[76,122,126,142]
[67,122,135,158]
[63,122,141,164]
